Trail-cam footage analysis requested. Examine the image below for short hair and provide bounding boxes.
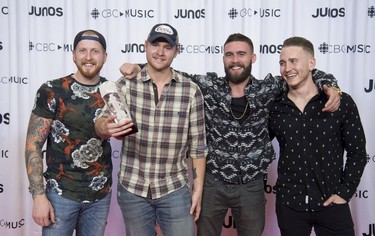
[224,33,254,53]
[282,36,314,56]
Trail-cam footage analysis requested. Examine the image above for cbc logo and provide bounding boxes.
[29,41,65,52]
[90,8,154,19]
[1,6,8,15]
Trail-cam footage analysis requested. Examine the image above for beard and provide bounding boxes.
[75,60,103,79]
[224,62,252,84]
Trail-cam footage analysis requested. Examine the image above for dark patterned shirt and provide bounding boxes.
[180,69,337,184]
[32,74,112,203]
[269,91,367,211]
[104,67,207,199]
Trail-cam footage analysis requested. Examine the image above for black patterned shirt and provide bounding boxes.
[32,75,112,203]
[269,91,367,211]
[180,69,338,184]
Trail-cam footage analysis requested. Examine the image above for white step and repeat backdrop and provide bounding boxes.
[1,1,374,235]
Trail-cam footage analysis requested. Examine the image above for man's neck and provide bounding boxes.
[229,77,250,98]
[146,65,172,85]
[287,80,319,112]
[73,72,100,85]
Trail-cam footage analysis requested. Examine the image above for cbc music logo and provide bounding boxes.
[90,8,154,19]
[1,150,9,158]
[1,6,8,15]
[29,5,63,17]
[369,6,375,18]
[121,43,223,55]
[29,41,74,52]
[318,42,371,54]
[311,7,345,18]
[227,7,281,19]
[1,76,28,85]
[0,219,25,230]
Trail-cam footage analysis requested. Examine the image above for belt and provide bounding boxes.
[220,174,265,185]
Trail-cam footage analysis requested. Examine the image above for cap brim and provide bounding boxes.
[148,34,176,47]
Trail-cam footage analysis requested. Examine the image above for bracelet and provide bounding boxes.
[331,86,342,96]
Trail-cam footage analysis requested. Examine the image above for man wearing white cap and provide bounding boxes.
[95,23,207,236]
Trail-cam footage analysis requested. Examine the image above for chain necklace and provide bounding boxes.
[230,101,249,120]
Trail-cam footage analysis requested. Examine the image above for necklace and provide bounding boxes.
[230,101,249,120]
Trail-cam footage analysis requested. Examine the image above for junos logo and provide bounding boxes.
[260,44,283,54]
[121,43,145,53]
[312,7,345,18]
[174,9,205,19]
[0,113,10,125]
[264,184,276,194]
[223,215,236,229]
[29,6,63,17]
[362,223,375,236]
[364,79,375,93]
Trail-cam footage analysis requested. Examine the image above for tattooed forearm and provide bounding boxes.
[25,113,52,198]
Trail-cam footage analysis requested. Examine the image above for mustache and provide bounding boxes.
[228,63,243,68]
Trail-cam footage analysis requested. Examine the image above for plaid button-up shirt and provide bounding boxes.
[107,67,207,199]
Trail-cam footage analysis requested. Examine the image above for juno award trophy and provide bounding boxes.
[99,81,138,136]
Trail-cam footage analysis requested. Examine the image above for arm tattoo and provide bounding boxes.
[25,113,52,198]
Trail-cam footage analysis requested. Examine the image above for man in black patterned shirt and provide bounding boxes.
[269,36,367,236]
[120,33,341,236]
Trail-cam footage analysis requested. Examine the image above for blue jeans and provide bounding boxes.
[117,183,194,236]
[42,188,111,236]
[196,174,265,236]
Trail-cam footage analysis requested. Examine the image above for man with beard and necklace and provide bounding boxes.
[25,29,112,236]
[119,33,341,236]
